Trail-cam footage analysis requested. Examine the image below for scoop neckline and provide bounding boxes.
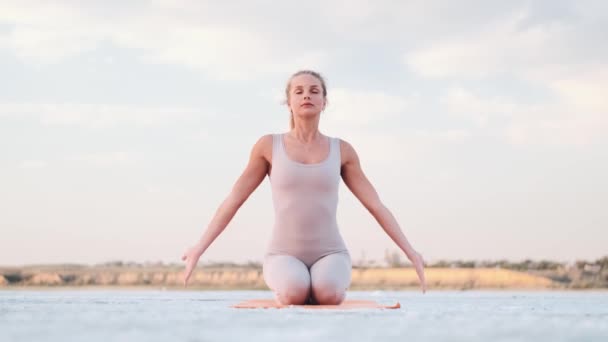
[280,133,332,167]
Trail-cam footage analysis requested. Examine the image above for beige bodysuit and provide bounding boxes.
[264,133,350,268]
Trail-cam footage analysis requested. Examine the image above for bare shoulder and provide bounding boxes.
[338,138,359,166]
[252,134,273,163]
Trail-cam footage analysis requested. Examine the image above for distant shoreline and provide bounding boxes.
[2,285,608,292]
[2,264,606,290]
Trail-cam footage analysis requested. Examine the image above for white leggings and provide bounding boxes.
[262,252,352,305]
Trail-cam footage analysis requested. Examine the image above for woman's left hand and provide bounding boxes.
[410,251,427,293]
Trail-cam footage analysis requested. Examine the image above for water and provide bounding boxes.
[1,290,606,341]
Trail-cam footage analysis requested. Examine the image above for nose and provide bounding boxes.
[304,94,311,100]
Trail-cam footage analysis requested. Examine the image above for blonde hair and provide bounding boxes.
[284,70,327,129]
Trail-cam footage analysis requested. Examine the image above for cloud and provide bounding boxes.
[318,87,470,163]
[0,2,106,63]
[402,2,608,81]
[0,26,97,63]
[402,6,608,146]
[324,88,416,126]
[16,152,136,169]
[0,103,201,127]
[441,88,516,128]
[117,25,327,81]
[19,160,48,169]
[68,151,135,167]
[504,105,607,147]
[403,10,572,79]
[3,1,605,82]
[547,67,608,114]
[441,86,608,146]
[0,1,328,80]
[2,1,605,146]
[410,128,471,143]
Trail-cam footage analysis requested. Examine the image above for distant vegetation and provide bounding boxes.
[379,249,606,270]
[378,251,608,289]
[1,255,606,289]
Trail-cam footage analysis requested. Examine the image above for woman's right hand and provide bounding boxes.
[181,243,204,287]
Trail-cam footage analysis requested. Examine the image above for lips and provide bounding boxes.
[301,103,314,107]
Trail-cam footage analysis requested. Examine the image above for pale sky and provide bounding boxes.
[1,1,607,266]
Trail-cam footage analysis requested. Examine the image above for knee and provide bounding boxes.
[312,283,346,305]
[275,283,310,305]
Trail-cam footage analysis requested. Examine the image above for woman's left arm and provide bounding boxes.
[340,139,427,293]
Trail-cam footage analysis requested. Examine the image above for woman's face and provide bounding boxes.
[288,74,326,118]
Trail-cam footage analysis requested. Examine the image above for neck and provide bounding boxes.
[291,116,322,143]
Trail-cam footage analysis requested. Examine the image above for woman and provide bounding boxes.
[182,70,427,305]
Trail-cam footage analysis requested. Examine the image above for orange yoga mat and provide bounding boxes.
[231,299,401,309]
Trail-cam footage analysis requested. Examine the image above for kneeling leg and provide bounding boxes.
[263,254,311,305]
[310,253,352,305]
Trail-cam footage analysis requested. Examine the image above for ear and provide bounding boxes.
[284,98,291,112]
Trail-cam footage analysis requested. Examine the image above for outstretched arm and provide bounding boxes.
[340,139,427,293]
[182,135,272,286]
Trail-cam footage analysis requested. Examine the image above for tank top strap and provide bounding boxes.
[271,133,282,163]
[331,136,341,165]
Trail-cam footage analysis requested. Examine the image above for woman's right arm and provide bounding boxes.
[182,134,272,286]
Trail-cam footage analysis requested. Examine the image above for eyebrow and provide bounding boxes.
[293,85,320,89]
